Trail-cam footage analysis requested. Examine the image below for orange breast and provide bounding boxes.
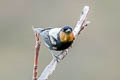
[60,32,74,42]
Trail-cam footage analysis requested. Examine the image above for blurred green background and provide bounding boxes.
[0,0,120,80]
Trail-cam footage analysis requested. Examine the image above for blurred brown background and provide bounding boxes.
[0,0,120,80]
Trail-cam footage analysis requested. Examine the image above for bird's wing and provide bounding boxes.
[48,28,61,45]
[49,28,61,40]
[39,28,53,48]
[40,28,61,49]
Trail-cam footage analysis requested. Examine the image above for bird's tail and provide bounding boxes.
[32,25,43,33]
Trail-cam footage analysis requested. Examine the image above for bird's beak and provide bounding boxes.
[66,29,71,33]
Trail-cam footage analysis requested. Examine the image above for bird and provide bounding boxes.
[33,26,75,60]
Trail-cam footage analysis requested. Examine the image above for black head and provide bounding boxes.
[61,26,72,34]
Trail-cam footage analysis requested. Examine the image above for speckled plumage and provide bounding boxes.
[37,26,74,51]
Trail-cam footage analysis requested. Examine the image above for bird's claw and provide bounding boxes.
[53,55,61,62]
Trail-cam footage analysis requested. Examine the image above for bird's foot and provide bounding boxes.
[57,49,68,60]
[51,53,61,62]
[61,49,68,60]
[53,55,61,62]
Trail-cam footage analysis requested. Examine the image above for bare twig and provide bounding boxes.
[73,6,90,36]
[38,58,57,80]
[38,50,68,80]
[33,32,40,80]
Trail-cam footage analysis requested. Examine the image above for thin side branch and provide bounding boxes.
[33,33,40,80]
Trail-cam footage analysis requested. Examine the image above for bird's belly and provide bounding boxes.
[53,41,73,51]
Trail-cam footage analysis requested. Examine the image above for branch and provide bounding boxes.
[73,6,90,37]
[38,50,68,80]
[38,58,57,80]
[33,32,40,80]
[32,5,90,80]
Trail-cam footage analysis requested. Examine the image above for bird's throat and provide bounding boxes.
[60,32,74,42]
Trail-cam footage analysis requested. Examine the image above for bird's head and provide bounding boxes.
[61,26,72,34]
[60,26,74,42]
